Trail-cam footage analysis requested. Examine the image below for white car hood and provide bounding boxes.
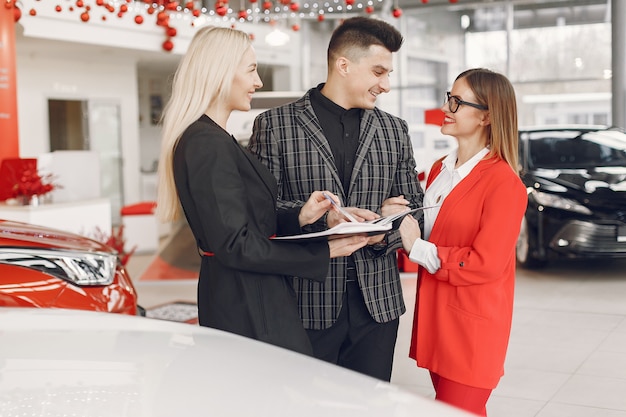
[0,308,471,417]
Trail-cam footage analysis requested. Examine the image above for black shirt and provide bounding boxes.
[310,84,362,195]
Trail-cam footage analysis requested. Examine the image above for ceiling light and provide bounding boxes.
[265,28,290,46]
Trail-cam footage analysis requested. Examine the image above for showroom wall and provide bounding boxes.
[14,13,302,211]
[15,50,143,205]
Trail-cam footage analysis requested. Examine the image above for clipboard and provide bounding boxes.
[272,205,438,240]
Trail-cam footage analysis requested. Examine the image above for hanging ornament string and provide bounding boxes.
[12,0,407,51]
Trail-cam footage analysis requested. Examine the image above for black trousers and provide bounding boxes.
[306,280,400,381]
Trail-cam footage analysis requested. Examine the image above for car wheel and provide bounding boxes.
[516,216,547,268]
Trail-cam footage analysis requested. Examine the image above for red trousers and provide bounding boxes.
[430,371,492,416]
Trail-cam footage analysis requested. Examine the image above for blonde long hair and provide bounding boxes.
[456,68,519,173]
[156,26,252,222]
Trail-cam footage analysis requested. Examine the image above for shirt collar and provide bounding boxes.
[311,84,344,115]
[311,83,361,119]
[441,147,490,179]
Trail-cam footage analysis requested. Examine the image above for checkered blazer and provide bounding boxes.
[248,88,424,330]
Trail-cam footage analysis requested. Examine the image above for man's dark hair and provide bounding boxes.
[327,17,404,62]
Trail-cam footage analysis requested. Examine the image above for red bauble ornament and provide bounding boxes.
[163,39,174,51]
[237,9,247,19]
[55,5,62,12]
[167,26,177,37]
[345,0,354,5]
[392,7,402,17]
[289,2,298,11]
[96,0,104,5]
[249,0,257,3]
[13,5,21,22]
[421,0,428,3]
[157,11,169,25]
[81,11,90,21]
[29,8,36,16]
[449,0,457,3]
[134,15,143,24]
[291,24,299,31]
[147,7,156,14]
[165,1,179,10]
[192,9,200,16]
[317,13,324,21]
[214,2,228,15]
[119,4,128,12]
[365,5,373,13]
[76,0,84,7]
[262,1,271,10]
[185,1,194,9]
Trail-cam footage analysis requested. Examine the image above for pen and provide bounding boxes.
[322,192,359,223]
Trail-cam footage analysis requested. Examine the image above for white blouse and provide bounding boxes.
[408,147,490,273]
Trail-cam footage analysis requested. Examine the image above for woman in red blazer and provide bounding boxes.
[397,68,527,415]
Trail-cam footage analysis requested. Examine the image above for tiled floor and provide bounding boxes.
[127,251,626,417]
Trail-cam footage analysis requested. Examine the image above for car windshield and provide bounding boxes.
[528,130,626,169]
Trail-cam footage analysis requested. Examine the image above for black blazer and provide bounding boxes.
[173,115,329,354]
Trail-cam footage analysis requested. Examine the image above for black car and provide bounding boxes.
[516,126,626,268]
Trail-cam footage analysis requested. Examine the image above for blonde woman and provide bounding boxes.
[398,68,527,415]
[157,26,367,355]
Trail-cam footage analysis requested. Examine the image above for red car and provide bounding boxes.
[0,219,139,315]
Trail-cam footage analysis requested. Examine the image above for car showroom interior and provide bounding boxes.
[1,0,625,416]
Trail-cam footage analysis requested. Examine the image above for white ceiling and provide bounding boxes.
[14,0,611,77]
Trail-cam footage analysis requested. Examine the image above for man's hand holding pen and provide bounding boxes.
[380,195,412,217]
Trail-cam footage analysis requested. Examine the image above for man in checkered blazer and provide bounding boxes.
[248,17,423,381]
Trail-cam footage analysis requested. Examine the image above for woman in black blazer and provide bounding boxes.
[157,26,368,355]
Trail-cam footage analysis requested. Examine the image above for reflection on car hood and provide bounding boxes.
[0,219,111,253]
[532,167,626,196]
[0,308,472,417]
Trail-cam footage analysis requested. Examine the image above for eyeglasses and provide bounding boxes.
[445,91,488,113]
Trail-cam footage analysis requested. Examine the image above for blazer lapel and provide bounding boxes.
[347,110,379,197]
[429,159,490,242]
[238,139,278,200]
[295,96,345,191]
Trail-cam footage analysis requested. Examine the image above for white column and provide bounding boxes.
[612,0,626,129]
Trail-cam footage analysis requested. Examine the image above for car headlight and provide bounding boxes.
[530,190,592,215]
[0,248,117,286]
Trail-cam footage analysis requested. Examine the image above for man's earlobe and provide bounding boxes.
[337,57,350,75]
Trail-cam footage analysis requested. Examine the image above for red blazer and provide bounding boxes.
[409,156,527,389]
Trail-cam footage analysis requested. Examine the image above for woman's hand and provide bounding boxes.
[326,206,379,228]
[299,191,335,226]
[328,235,369,258]
[398,215,421,252]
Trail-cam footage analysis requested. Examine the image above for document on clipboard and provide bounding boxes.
[272,205,439,240]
